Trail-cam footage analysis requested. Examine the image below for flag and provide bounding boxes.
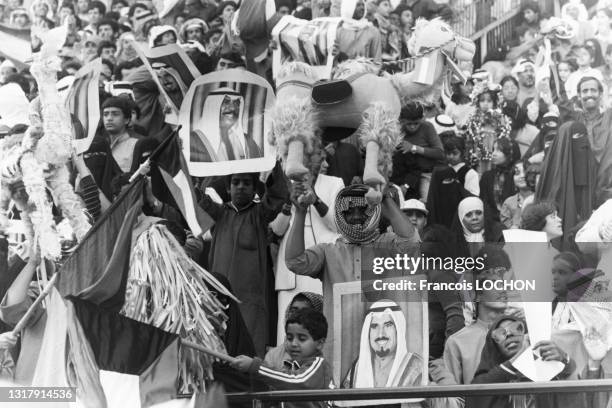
[67,59,102,154]
[153,130,214,237]
[33,177,182,407]
[151,0,181,18]
[68,298,180,407]
[0,23,30,68]
[56,176,144,307]
[271,16,341,80]
[31,287,181,407]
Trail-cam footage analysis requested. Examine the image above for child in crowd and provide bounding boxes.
[264,292,323,369]
[557,60,576,87]
[465,81,512,175]
[199,161,289,356]
[479,138,521,223]
[231,308,334,407]
[500,161,535,229]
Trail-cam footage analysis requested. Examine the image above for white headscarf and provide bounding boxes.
[0,60,16,71]
[197,88,247,161]
[353,300,409,388]
[178,18,209,43]
[511,58,536,79]
[29,0,54,21]
[340,0,370,29]
[561,0,588,22]
[148,25,178,48]
[458,196,485,243]
[0,83,29,128]
[151,62,189,100]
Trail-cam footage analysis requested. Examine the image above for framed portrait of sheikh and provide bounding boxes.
[179,69,276,177]
[333,276,428,406]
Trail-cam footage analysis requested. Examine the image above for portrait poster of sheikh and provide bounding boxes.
[134,42,202,121]
[179,69,276,176]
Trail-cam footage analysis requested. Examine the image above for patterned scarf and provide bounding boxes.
[284,292,324,322]
[334,185,381,244]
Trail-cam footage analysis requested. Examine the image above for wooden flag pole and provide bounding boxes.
[128,125,182,183]
[11,272,58,336]
[181,340,238,365]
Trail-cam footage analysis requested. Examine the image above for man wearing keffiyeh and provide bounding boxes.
[151,61,188,111]
[285,182,418,361]
[341,300,423,390]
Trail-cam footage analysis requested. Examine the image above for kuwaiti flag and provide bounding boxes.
[153,129,214,237]
[67,59,102,154]
[31,288,180,408]
[34,177,183,407]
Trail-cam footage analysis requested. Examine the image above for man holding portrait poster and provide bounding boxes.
[285,183,419,362]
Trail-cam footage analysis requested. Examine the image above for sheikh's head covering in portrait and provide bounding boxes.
[196,87,247,161]
[151,61,189,104]
[353,300,419,388]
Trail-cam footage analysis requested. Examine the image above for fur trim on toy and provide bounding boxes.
[0,26,90,259]
[359,102,401,183]
[269,96,320,180]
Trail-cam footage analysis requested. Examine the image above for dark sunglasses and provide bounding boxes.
[492,321,525,344]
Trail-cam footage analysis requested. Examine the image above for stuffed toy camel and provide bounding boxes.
[269,18,475,204]
[0,26,89,259]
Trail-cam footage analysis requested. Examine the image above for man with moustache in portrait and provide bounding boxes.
[342,300,423,391]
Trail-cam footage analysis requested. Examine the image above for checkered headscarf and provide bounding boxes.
[334,185,381,244]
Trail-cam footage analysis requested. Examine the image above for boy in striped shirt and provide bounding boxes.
[232,308,334,407]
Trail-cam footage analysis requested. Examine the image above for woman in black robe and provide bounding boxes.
[535,121,598,247]
[523,113,559,166]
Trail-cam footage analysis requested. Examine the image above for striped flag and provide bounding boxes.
[24,177,182,407]
[151,0,181,18]
[57,177,145,306]
[66,59,102,154]
[271,16,341,80]
[31,286,181,408]
[0,24,30,68]
[153,130,214,237]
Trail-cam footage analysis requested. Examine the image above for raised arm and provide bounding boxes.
[285,183,309,262]
[261,161,290,223]
[284,182,326,277]
[382,189,417,240]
